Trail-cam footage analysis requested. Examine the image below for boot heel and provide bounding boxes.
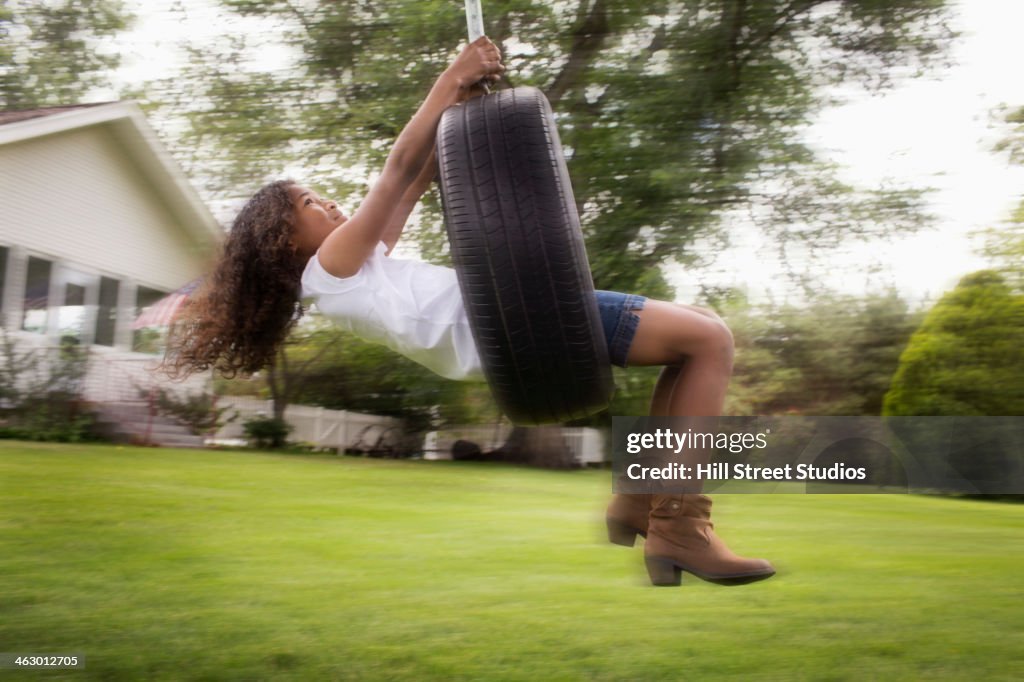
[645,556,683,586]
[606,518,640,547]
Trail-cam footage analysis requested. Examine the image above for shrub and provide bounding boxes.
[0,330,99,442]
[884,270,1024,416]
[142,387,238,437]
[242,415,293,449]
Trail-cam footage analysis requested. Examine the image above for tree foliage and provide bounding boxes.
[979,105,1024,293]
[241,414,293,449]
[973,220,1024,295]
[888,99,1024,417]
[215,285,922,426]
[573,284,926,421]
[142,0,954,297]
[993,104,1024,167]
[219,316,498,433]
[145,386,239,437]
[0,0,133,110]
[883,270,1024,416]
[724,287,923,416]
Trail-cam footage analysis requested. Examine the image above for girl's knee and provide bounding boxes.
[668,305,734,366]
[677,302,728,329]
[673,304,732,350]
[628,299,734,368]
[702,318,735,367]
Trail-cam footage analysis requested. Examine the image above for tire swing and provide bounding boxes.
[435,2,614,425]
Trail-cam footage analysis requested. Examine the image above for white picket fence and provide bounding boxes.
[84,346,406,452]
[212,397,407,453]
[423,424,608,465]
[5,333,606,462]
[0,332,207,404]
[2,333,407,451]
[84,344,209,402]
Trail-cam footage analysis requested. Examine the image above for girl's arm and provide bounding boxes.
[379,82,492,255]
[318,37,503,277]
[380,148,437,256]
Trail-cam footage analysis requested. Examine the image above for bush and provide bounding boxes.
[884,270,1024,416]
[242,415,293,449]
[12,395,100,443]
[0,330,100,442]
[142,387,238,437]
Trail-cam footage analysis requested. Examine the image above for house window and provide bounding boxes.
[94,277,120,347]
[22,256,52,334]
[0,246,8,315]
[133,286,168,353]
[58,282,87,344]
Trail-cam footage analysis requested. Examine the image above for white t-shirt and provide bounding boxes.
[300,241,485,382]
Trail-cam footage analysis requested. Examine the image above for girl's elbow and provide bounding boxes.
[381,153,420,188]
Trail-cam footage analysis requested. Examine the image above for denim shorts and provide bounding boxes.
[594,290,647,368]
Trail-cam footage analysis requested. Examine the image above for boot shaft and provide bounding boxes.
[650,494,713,520]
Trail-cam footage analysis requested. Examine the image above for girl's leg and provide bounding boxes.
[649,365,683,417]
[646,303,729,416]
[617,299,775,586]
[626,300,735,416]
[607,300,731,543]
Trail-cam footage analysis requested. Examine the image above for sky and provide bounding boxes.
[667,0,1024,308]
[108,0,1024,310]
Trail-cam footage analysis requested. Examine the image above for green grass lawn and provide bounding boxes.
[1,441,1022,681]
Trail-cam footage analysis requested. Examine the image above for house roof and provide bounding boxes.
[0,102,115,126]
[0,101,222,246]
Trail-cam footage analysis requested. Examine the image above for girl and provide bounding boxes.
[164,37,774,587]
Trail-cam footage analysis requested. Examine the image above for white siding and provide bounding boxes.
[0,126,210,291]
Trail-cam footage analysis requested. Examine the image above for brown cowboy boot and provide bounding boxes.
[605,494,651,547]
[644,494,775,586]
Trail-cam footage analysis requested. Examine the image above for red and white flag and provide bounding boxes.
[132,279,202,330]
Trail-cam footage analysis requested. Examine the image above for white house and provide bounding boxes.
[0,102,221,349]
[0,102,221,442]
[0,102,405,450]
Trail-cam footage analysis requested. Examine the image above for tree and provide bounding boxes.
[971,220,1023,295]
[0,0,134,110]
[262,318,340,423]
[571,286,925,422]
[287,326,498,433]
[877,106,1024,494]
[883,270,1024,416]
[145,386,239,437]
[993,104,1024,167]
[980,105,1024,293]
[887,98,1024,415]
[881,270,1024,495]
[725,287,923,416]
[141,0,954,297]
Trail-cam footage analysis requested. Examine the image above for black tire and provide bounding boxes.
[436,86,614,425]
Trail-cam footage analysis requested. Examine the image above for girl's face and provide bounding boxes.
[288,185,347,259]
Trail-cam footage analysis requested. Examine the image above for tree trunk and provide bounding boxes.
[267,350,289,422]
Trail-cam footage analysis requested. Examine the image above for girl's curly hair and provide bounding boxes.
[162,179,304,379]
